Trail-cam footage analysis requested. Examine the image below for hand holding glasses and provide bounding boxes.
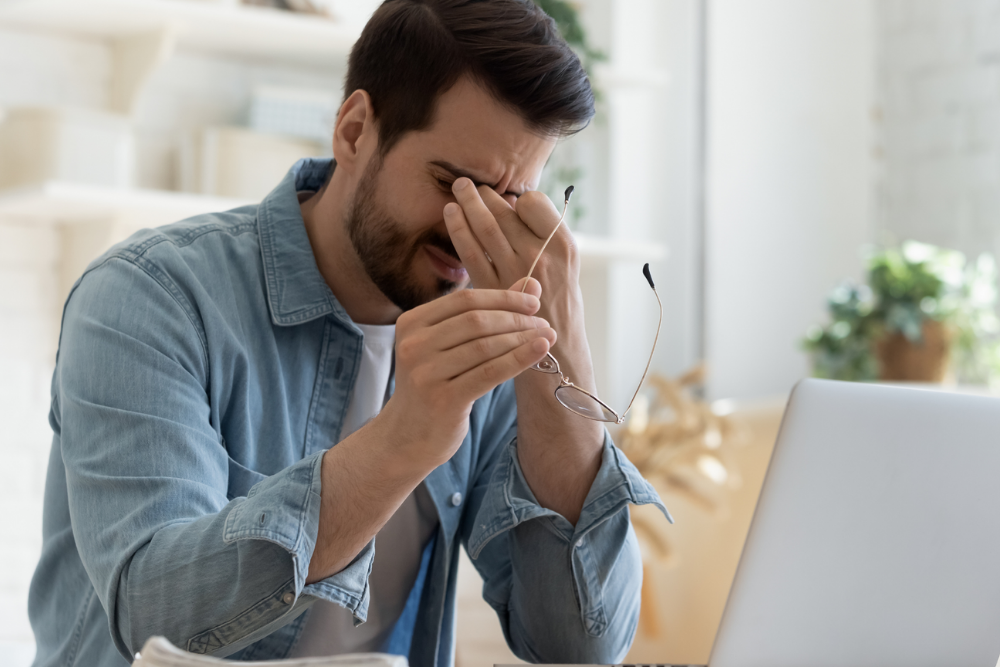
[520,186,662,425]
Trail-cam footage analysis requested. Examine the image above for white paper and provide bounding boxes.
[132,636,409,667]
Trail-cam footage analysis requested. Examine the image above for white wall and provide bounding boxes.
[706,0,876,400]
[647,0,705,385]
[0,219,59,666]
[577,0,703,409]
[0,28,108,664]
[876,0,1000,261]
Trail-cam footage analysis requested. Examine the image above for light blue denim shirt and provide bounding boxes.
[28,158,671,667]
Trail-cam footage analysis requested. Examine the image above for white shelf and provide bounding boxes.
[0,181,666,265]
[575,233,666,266]
[0,0,361,66]
[0,181,251,227]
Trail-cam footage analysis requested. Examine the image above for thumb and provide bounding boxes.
[509,277,542,298]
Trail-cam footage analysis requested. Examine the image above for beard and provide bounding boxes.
[346,157,464,312]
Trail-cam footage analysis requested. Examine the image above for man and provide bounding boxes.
[28,1,669,665]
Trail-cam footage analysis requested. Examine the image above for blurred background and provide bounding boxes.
[2,0,999,664]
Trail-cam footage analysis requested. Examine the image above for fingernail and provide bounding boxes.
[542,327,557,341]
[454,178,470,191]
[533,317,550,329]
[531,338,549,353]
[444,202,459,216]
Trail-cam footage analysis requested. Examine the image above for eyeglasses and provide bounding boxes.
[521,187,662,424]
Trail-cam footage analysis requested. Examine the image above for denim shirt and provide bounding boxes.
[28,158,671,667]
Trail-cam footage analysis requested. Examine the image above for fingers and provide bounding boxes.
[435,328,557,380]
[453,336,552,400]
[514,190,563,239]
[478,186,537,248]
[509,277,542,298]
[443,202,495,285]
[428,308,551,352]
[451,178,516,266]
[403,287,539,328]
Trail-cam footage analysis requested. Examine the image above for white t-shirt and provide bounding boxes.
[289,322,439,656]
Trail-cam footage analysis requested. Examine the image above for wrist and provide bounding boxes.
[537,293,595,387]
[375,395,469,473]
[322,415,424,501]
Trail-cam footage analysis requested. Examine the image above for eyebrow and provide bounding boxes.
[429,160,525,198]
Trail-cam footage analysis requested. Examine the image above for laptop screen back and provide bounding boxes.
[709,379,1000,667]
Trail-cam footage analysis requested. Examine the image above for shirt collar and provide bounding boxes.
[257,157,353,327]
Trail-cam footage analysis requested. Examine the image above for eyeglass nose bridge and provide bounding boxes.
[531,352,562,375]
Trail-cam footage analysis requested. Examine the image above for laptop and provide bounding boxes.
[705,378,1000,667]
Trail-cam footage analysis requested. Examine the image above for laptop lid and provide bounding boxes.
[709,379,1000,667]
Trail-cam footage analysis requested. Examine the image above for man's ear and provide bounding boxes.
[332,89,377,174]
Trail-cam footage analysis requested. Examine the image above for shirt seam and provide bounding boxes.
[105,222,258,386]
[291,447,319,583]
[119,255,211,372]
[120,220,257,257]
[70,251,224,377]
[64,587,95,667]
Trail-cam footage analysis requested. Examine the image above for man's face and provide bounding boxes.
[346,76,557,312]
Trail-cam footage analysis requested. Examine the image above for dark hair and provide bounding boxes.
[344,0,595,157]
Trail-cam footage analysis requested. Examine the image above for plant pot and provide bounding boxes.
[874,320,951,382]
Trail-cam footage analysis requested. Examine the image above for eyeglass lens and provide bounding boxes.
[554,385,620,423]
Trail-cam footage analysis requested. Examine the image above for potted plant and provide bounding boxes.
[804,241,1000,385]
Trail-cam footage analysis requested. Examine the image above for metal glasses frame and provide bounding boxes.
[520,187,663,424]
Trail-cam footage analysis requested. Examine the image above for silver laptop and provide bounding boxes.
[707,378,1000,667]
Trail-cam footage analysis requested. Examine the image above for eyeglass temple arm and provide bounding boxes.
[521,186,574,293]
[621,263,663,420]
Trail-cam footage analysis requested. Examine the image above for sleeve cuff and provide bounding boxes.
[467,430,672,559]
[222,449,375,622]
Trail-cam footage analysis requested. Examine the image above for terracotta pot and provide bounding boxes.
[874,320,951,382]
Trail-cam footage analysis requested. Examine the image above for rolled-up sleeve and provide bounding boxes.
[465,427,672,663]
[57,257,365,660]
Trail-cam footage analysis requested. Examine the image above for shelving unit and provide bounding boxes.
[0,0,360,113]
[0,0,360,66]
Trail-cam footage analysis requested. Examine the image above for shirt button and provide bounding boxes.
[575,538,584,549]
[282,592,295,605]
[450,492,462,507]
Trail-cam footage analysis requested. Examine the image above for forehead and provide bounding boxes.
[395,76,557,192]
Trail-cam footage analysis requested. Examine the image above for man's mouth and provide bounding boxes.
[425,244,462,269]
[424,244,468,282]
